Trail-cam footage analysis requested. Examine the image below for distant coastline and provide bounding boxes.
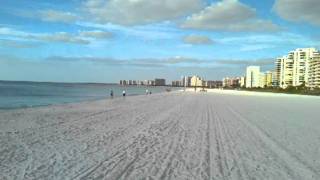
[0,80,118,85]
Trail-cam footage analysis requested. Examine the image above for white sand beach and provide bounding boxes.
[1,91,320,179]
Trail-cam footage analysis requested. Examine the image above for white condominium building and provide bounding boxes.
[308,52,320,88]
[190,75,203,87]
[246,66,260,88]
[275,48,317,88]
[259,73,266,88]
[240,76,246,87]
[292,48,317,86]
[265,71,273,87]
[276,56,293,88]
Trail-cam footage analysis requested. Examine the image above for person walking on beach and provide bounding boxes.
[122,90,126,97]
[110,89,114,98]
[146,89,149,95]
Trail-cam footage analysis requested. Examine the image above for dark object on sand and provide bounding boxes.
[110,90,114,97]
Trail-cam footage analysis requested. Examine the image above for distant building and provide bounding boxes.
[246,66,260,88]
[148,80,155,86]
[223,77,240,88]
[240,77,246,87]
[265,71,273,87]
[190,76,203,87]
[181,76,192,87]
[132,80,137,85]
[120,80,128,85]
[155,79,166,86]
[223,77,231,88]
[172,80,182,87]
[259,73,266,88]
[206,81,223,88]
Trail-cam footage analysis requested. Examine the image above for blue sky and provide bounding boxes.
[0,0,320,83]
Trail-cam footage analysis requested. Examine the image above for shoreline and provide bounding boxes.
[0,90,179,112]
[1,87,319,112]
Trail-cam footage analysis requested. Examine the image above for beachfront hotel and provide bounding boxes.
[308,52,320,88]
[190,75,204,87]
[120,78,166,86]
[246,66,260,88]
[259,71,273,88]
[275,48,318,88]
[275,56,293,88]
[240,77,246,87]
[222,77,241,88]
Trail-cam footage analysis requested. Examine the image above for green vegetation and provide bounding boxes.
[240,85,320,96]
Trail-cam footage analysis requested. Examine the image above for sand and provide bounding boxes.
[1,91,320,180]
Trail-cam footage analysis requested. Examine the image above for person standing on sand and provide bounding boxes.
[146,89,149,95]
[110,89,114,98]
[122,90,126,97]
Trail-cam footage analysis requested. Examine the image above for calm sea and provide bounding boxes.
[0,81,177,109]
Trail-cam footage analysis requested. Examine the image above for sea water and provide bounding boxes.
[0,81,177,109]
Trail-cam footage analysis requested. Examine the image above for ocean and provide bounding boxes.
[0,81,178,109]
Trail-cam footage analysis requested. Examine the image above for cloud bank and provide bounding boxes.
[39,10,79,23]
[274,0,320,26]
[0,27,113,45]
[82,0,204,25]
[182,0,279,32]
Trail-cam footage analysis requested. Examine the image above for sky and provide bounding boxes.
[0,0,320,83]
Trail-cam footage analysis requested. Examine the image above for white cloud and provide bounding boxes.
[0,39,39,48]
[182,0,280,32]
[82,0,204,25]
[31,32,90,44]
[220,33,318,47]
[0,27,113,45]
[39,10,79,23]
[273,0,320,26]
[216,58,274,66]
[79,30,113,39]
[183,35,213,45]
[45,56,208,67]
[77,22,178,40]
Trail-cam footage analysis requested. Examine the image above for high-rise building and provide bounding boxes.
[276,48,317,88]
[154,79,166,86]
[172,80,182,87]
[206,81,223,88]
[246,66,260,88]
[240,77,246,87]
[259,73,266,88]
[293,48,317,86]
[272,71,279,87]
[147,80,155,86]
[265,71,273,87]
[222,77,240,88]
[308,52,320,88]
[190,76,203,87]
[223,77,231,88]
[181,76,192,87]
[276,56,293,88]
